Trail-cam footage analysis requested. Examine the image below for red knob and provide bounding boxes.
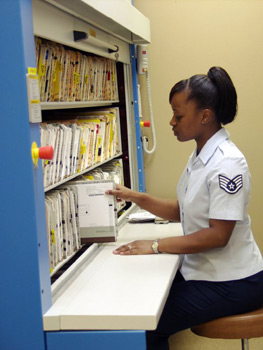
[141,120,151,128]
[39,145,54,160]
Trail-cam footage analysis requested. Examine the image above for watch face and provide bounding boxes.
[152,241,159,253]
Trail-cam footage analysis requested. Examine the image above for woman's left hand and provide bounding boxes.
[113,240,154,255]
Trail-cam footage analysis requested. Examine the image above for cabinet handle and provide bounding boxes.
[73,30,119,53]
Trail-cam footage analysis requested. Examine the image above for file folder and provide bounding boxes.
[69,180,118,243]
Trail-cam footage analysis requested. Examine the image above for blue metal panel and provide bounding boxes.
[130,44,146,192]
[46,330,146,350]
[0,1,51,349]
[22,0,52,316]
[0,2,146,349]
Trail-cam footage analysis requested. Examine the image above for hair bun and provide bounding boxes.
[208,66,220,83]
[207,66,237,125]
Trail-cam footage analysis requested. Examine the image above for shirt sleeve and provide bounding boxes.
[208,155,251,221]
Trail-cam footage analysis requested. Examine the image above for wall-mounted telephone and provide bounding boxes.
[137,45,149,74]
[137,45,156,154]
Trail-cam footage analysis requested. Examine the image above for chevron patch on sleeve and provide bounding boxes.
[218,174,243,194]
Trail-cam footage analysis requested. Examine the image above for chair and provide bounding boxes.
[191,307,263,350]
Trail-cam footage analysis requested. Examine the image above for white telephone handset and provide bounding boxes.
[137,45,156,154]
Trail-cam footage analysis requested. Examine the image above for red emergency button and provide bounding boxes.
[39,145,54,160]
[32,142,54,166]
[140,120,151,127]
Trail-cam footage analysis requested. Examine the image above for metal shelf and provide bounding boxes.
[41,101,118,110]
[44,153,123,192]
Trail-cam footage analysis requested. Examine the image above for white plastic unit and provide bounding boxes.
[33,0,130,63]
[43,222,183,331]
[41,0,151,44]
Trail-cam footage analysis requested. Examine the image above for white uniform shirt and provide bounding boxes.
[177,128,263,281]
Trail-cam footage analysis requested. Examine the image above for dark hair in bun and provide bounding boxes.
[169,67,237,125]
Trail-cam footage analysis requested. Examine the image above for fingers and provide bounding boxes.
[113,243,135,255]
[113,240,154,255]
[105,185,122,197]
[105,188,123,202]
[105,189,118,196]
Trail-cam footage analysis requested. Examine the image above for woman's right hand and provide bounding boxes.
[105,184,136,202]
[106,185,180,222]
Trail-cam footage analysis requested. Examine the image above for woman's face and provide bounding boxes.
[170,90,204,143]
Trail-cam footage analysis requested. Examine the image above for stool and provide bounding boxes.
[191,307,263,350]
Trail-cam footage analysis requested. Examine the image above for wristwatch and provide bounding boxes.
[152,239,160,254]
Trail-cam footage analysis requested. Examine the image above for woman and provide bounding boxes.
[106,67,263,350]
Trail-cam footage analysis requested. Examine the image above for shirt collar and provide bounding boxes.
[195,128,230,165]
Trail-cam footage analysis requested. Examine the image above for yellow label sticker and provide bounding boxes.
[28,67,37,75]
[90,28,96,37]
[28,75,38,80]
[51,230,55,244]
[53,69,57,82]
[74,72,80,84]
[40,64,45,76]
[80,141,86,155]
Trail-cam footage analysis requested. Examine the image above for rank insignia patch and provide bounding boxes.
[218,174,243,194]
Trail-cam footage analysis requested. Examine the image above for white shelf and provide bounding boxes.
[44,222,183,331]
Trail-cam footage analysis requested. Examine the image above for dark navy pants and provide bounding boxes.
[146,270,263,350]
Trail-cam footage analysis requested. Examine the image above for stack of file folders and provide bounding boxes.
[41,108,121,188]
[45,161,124,273]
[35,36,119,102]
[45,186,80,273]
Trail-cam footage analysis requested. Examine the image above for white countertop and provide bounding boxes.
[43,221,183,331]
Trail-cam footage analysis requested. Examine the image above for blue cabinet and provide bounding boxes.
[0,1,149,349]
[45,331,146,350]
